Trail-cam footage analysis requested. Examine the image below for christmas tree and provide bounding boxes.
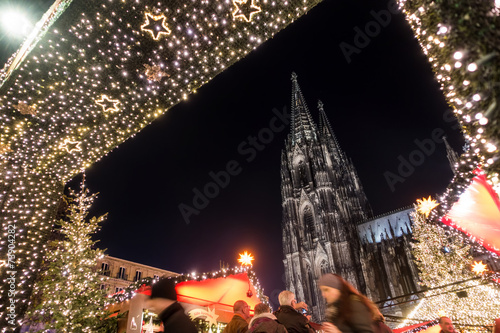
[26,178,112,332]
[404,198,500,328]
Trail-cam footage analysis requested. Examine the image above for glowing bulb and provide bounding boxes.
[453,51,463,60]
[468,63,478,72]
[473,94,481,101]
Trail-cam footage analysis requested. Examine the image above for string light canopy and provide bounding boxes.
[0,0,324,327]
[401,207,500,328]
[398,0,500,229]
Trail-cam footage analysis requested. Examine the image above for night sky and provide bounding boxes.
[1,0,464,308]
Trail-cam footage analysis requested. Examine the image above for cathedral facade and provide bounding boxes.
[280,73,421,321]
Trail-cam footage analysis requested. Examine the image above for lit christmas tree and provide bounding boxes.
[402,198,500,328]
[25,179,112,332]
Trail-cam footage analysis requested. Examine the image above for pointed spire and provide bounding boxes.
[290,72,317,145]
[317,100,347,166]
[443,136,459,174]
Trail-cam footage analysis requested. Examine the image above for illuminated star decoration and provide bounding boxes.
[95,95,120,113]
[140,13,171,40]
[472,261,488,275]
[59,138,82,153]
[238,251,254,266]
[14,102,37,116]
[416,196,440,218]
[143,64,169,82]
[205,307,219,327]
[0,143,12,155]
[232,0,262,22]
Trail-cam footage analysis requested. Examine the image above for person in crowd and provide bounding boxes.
[274,290,315,333]
[223,300,251,333]
[318,273,374,333]
[372,308,392,333]
[438,317,455,333]
[248,302,288,333]
[144,277,197,332]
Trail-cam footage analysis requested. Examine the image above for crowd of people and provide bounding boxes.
[145,273,457,333]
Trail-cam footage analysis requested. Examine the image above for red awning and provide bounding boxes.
[442,169,500,256]
[394,321,441,333]
[175,272,261,314]
[393,321,433,333]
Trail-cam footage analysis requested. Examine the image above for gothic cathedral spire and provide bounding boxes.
[281,73,372,321]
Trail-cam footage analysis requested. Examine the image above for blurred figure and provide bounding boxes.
[274,290,315,333]
[318,273,374,333]
[144,277,197,332]
[248,303,288,333]
[372,308,392,333]
[438,317,455,333]
[223,300,251,333]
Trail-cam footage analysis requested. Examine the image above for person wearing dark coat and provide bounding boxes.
[144,277,197,333]
[318,273,374,333]
[248,303,288,333]
[274,291,314,333]
[223,300,251,333]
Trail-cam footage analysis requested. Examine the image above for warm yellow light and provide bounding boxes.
[95,95,120,113]
[416,196,440,217]
[238,251,254,266]
[232,0,262,22]
[140,13,171,40]
[472,261,487,275]
[0,143,12,155]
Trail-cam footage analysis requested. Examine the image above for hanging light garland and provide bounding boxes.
[0,0,324,328]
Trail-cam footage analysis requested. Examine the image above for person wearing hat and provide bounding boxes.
[318,273,374,333]
[144,277,197,332]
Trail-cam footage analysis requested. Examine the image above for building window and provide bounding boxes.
[303,206,316,239]
[153,274,160,280]
[134,270,142,282]
[100,284,106,290]
[101,263,109,276]
[118,267,126,280]
[115,287,123,293]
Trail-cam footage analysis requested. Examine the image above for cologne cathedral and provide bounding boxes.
[280,73,422,321]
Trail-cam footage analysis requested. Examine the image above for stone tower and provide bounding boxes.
[280,73,373,319]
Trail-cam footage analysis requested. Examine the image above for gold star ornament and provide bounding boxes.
[143,64,169,82]
[14,102,37,116]
[141,13,171,40]
[59,138,82,153]
[472,261,488,275]
[232,0,261,22]
[416,196,440,218]
[238,251,254,266]
[96,95,120,113]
